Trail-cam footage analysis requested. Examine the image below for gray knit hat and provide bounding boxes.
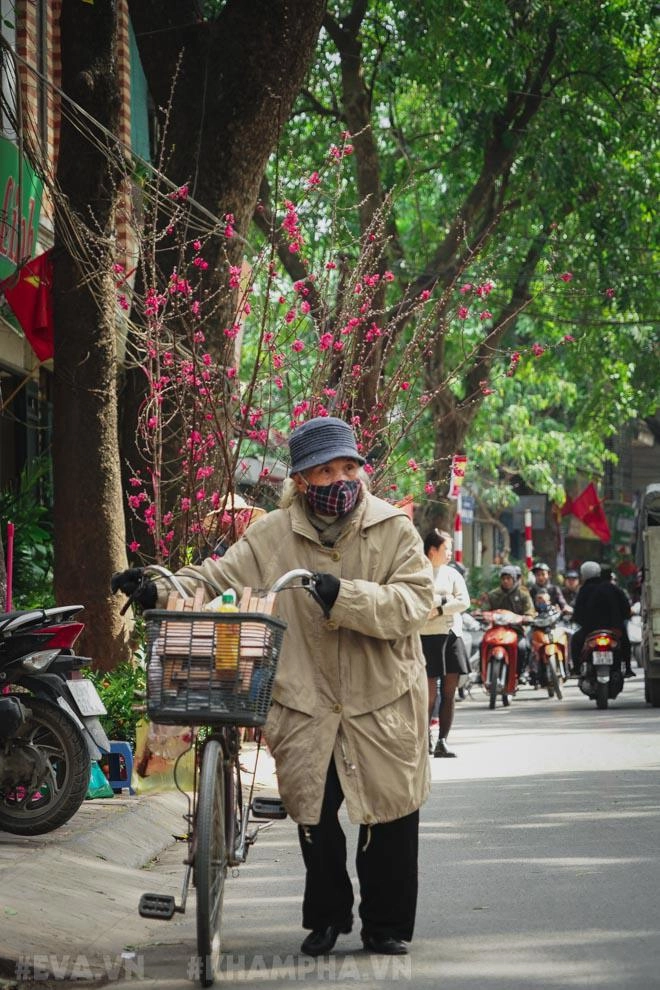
[288,416,365,475]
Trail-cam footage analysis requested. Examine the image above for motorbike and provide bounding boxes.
[528,606,569,700]
[457,611,484,698]
[577,628,624,710]
[477,609,528,709]
[0,605,110,835]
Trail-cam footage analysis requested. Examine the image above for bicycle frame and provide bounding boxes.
[136,565,317,987]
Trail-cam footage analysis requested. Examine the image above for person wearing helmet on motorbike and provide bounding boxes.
[531,562,571,615]
[481,565,535,680]
[562,570,580,609]
[570,561,633,676]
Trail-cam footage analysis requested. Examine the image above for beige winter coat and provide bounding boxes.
[160,489,434,826]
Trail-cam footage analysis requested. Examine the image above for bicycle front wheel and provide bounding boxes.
[196,739,228,987]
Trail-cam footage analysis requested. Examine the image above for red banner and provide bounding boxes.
[447,454,467,500]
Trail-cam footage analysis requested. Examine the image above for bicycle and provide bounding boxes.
[128,565,321,987]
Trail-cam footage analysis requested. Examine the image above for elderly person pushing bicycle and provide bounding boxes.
[113,416,433,958]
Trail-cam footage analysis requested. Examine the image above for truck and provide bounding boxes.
[635,483,660,707]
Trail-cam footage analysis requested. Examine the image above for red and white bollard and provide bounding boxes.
[524,509,533,572]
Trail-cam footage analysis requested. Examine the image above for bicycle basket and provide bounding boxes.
[143,610,287,727]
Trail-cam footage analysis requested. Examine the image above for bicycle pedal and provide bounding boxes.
[138,893,176,919]
[251,796,287,820]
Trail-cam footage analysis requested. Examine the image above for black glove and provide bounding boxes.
[110,568,157,609]
[313,572,340,610]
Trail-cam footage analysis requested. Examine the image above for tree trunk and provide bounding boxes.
[120,0,327,538]
[53,0,132,671]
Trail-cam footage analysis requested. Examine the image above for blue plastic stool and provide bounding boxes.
[106,741,135,795]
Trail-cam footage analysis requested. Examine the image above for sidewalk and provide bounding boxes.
[0,743,278,986]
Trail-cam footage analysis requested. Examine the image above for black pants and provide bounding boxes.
[298,757,419,941]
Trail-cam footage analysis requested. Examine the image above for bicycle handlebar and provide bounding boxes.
[132,564,327,615]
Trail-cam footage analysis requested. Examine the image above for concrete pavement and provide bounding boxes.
[0,742,277,986]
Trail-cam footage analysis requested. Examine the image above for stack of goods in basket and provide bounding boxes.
[146,587,278,721]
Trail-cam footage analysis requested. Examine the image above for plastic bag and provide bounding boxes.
[86,760,114,799]
[132,719,195,794]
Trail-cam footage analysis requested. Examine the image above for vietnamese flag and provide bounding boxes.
[569,482,611,543]
[0,249,54,361]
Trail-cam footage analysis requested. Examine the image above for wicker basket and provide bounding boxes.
[144,609,286,727]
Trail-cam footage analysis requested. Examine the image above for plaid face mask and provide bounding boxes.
[305,479,360,517]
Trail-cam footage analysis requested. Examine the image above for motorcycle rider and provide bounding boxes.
[561,569,580,609]
[570,561,634,676]
[531,562,571,614]
[481,565,535,680]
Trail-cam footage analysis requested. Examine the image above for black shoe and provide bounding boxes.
[301,921,352,957]
[434,738,456,758]
[428,729,433,755]
[624,668,637,678]
[362,933,408,955]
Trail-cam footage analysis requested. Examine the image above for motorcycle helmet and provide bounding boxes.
[580,560,601,581]
[532,562,550,573]
[500,565,517,580]
[565,569,579,579]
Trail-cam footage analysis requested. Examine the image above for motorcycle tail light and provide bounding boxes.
[595,635,612,648]
[39,622,85,650]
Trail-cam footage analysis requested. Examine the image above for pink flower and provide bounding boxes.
[459,283,472,295]
[476,280,494,297]
[226,367,237,379]
[292,339,305,352]
[118,295,129,311]
[319,333,333,351]
[306,171,321,188]
[457,306,469,320]
[424,482,434,495]
[300,300,311,314]
[559,272,573,283]
[193,240,201,251]
[113,263,125,274]
[383,271,395,282]
[400,381,410,391]
[408,459,419,471]
[604,287,615,298]
[563,334,576,342]
[479,310,492,321]
[181,497,191,511]
[129,540,140,553]
[479,380,495,395]
[531,343,545,357]
[325,261,337,270]
[420,289,431,301]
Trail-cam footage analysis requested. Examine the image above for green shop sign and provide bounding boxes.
[0,135,43,281]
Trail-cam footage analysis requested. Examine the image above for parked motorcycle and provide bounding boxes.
[477,609,528,709]
[0,605,109,835]
[577,628,624,710]
[529,606,568,700]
